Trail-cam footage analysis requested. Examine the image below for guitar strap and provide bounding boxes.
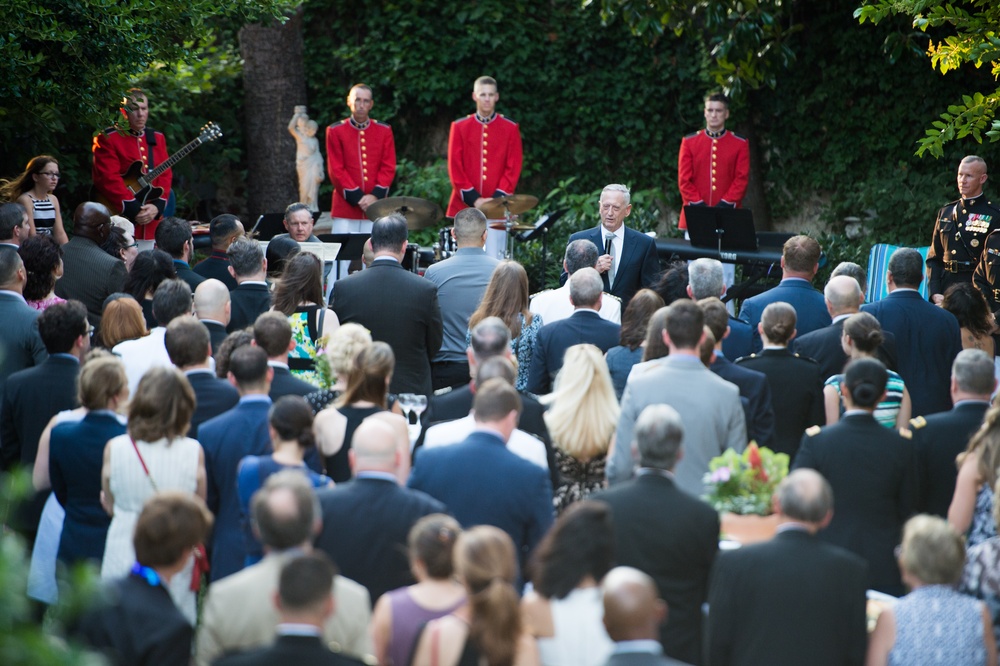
[144,128,157,172]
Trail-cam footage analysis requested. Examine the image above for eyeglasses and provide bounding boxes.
[38,172,60,179]
[85,324,95,336]
[126,242,138,249]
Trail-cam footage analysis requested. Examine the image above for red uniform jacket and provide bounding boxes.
[447,113,522,217]
[92,127,172,240]
[325,118,396,219]
[677,129,749,230]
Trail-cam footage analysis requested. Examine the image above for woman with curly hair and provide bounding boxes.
[467,260,540,391]
[521,501,614,666]
[540,345,620,513]
[412,525,539,666]
[18,234,65,310]
[0,155,68,244]
[943,282,997,357]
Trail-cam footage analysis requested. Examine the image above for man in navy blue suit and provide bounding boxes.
[738,234,831,352]
[164,315,239,439]
[526,267,621,394]
[315,417,446,603]
[200,344,274,581]
[687,257,751,360]
[699,297,774,449]
[408,378,554,568]
[862,247,963,416]
[566,184,660,308]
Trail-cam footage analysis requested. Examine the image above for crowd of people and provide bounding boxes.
[5,79,1000,664]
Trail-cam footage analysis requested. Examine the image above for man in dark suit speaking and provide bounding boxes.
[707,469,868,666]
[332,214,443,396]
[566,184,660,307]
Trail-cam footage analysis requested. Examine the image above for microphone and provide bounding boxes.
[605,236,612,256]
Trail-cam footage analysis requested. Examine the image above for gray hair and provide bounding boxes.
[453,207,488,245]
[635,404,684,470]
[251,470,321,550]
[830,262,867,293]
[564,239,600,275]
[688,258,725,300]
[776,469,833,523]
[601,184,631,206]
[227,237,265,277]
[283,202,311,223]
[470,316,511,361]
[953,348,996,395]
[569,267,603,308]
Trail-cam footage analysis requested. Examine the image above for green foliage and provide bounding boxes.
[855,0,1000,157]
[591,0,801,98]
[0,0,296,134]
[0,471,105,665]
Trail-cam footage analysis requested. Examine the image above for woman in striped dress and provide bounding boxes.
[0,155,68,244]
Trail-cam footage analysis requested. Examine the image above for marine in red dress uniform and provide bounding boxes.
[677,94,749,231]
[92,90,171,241]
[446,77,523,218]
[325,85,396,220]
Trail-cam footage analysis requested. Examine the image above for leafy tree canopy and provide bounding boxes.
[1,0,297,135]
[856,0,1000,157]
[589,0,801,98]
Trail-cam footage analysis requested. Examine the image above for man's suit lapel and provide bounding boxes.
[614,227,640,292]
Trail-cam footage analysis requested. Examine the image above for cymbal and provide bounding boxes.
[478,194,539,219]
[489,222,535,232]
[365,196,444,230]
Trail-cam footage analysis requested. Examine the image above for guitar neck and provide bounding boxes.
[142,135,205,184]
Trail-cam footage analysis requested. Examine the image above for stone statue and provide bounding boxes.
[288,105,325,211]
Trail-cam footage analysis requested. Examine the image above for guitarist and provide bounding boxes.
[91,88,171,246]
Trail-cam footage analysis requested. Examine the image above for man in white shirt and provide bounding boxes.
[531,238,621,324]
[114,278,192,395]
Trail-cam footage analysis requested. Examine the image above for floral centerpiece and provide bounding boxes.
[703,443,789,516]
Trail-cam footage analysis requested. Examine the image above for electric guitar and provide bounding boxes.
[96,122,223,218]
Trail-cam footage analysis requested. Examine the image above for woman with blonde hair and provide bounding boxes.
[100,366,206,624]
[313,341,408,483]
[412,525,539,666]
[305,322,372,412]
[467,260,541,391]
[0,154,68,243]
[950,405,1000,548]
[371,514,466,666]
[540,344,619,513]
[867,514,996,665]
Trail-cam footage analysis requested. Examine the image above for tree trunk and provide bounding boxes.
[240,8,307,221]
[741,90,773,231]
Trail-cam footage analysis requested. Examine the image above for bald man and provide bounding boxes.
[314,417,446,602]
[193,278,231,353]
[707,469,867,666]
[793,274,897,379]
[602,567,692,666]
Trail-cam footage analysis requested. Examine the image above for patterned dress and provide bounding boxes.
[287,304,327,388]
[553,449,606,514]
[888,585,988,665]
[960,536,1000,646]
[968,483,998,549]
[465,312,542,392]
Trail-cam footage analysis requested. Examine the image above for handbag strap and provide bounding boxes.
[131,438,159,492]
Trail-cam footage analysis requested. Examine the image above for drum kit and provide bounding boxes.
[364,193,544,273]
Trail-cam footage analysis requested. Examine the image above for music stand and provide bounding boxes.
[317,233,371,280]
[251,210,322,241]
[685,206,758,257]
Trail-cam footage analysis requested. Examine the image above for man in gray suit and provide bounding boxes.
[55,202,127,328]
[423,207,499,392]
[602,567,693,666]
[0,246,47,385]
[607,299,745,494]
